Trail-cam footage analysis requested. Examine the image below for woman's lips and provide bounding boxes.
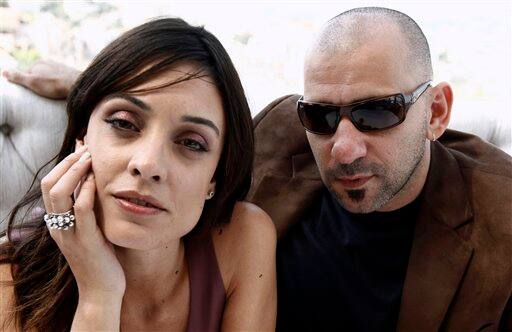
[114,196,164,215]
[336,175,374,189]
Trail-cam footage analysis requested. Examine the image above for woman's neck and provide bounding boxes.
[115,239,187,309]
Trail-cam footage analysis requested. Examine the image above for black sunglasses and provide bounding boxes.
[297,81,431,135]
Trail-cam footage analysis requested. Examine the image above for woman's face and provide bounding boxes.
[83,63,225,250]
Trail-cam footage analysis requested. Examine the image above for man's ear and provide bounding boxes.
[427,82,453,140]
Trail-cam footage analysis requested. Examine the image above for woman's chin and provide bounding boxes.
[100,218,165,250]
[99,217,194,251]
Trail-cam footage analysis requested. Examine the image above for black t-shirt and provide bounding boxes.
[276,188,419,332]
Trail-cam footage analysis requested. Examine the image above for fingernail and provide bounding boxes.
[78,151,91,163]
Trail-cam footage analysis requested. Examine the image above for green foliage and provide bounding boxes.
[234,32,252,45]
[40,1,68,19]
[89,1,115,15]
[10,47,40,69]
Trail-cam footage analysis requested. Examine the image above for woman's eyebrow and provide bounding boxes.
[104,94,220,136]
[181,115,220,136]
[105,93,151,111]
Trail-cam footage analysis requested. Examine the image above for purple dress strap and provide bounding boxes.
[185,232,226,332]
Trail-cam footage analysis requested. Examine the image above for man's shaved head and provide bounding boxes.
[310,7,433,82]
[303,7,437,213]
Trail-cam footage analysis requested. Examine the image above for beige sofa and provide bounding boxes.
[1,77,511,227]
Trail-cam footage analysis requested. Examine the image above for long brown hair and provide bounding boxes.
[0,17,253,331]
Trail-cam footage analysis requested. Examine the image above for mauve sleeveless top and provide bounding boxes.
[8,226,226,331]
[185,233,226,332]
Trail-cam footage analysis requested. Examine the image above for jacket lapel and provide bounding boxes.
[397,141,474,331]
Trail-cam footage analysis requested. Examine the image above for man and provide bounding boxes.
[248,7,512,332]
[3,7,512,331]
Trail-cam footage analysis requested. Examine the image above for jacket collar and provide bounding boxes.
[397,140,474,331]
[417,140,473,228]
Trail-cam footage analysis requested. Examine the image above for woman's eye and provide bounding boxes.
[180,138,207,152]
[105,118,138,131]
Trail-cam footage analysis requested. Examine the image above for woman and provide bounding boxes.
[0,18,276,331]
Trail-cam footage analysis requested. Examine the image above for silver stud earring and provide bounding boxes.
[207,191,215,199]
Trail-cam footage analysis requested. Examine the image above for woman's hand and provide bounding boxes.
[41,141,125,330]
[2,60,79,99]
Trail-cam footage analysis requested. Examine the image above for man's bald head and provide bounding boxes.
[309,7,433,82]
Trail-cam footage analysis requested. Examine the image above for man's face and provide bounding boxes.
[303,32,429,213]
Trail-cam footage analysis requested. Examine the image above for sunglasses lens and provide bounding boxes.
[351,95,406,131]
[298,102,339,134]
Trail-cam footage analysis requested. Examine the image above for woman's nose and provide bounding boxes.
[127,137,168,182]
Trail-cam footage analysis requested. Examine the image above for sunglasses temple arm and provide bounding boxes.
[410,80,433,103]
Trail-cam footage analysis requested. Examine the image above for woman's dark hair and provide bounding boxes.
[0,17,253,331]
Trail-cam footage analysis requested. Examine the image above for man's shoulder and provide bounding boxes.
[253,94,301,128]
[250,94,322,237]
[253,94,308,160]
[441,129,512,236]
[442,129,512,202]
[442,129,511,178]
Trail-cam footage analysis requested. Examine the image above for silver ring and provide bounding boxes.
[44,210,75,230]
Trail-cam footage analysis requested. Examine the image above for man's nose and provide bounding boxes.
[127,136,168,182]
[330,118,367,165]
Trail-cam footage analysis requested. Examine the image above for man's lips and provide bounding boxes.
[335,175,374,189]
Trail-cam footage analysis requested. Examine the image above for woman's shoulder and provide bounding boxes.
[212,201,276,251]
[0,262,16,330]
[229,201,275,234]
[211,201,276,292]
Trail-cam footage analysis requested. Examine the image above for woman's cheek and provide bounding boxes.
[88,148,116,194]
[176,176,207,213]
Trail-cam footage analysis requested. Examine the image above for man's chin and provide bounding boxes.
[346,189,366,202]
[340,199,376,214]
[329,187,380,214]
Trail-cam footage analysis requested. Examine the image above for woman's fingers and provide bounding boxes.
[45,151,92,242]
[73,172,97,235]
[49,151,92,214]
[41,145,88,213]
[73,140,86,201]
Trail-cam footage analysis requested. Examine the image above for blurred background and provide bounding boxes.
[0,1,511,224]
[0,0,510,128]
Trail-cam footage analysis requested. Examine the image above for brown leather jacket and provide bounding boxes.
[248,94,512,331]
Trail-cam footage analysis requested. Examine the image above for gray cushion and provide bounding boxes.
[0,78,67,224]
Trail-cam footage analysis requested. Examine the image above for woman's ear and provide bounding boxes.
[427,82,453,141]
[75,138,84,151]
[206,180,216,200]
